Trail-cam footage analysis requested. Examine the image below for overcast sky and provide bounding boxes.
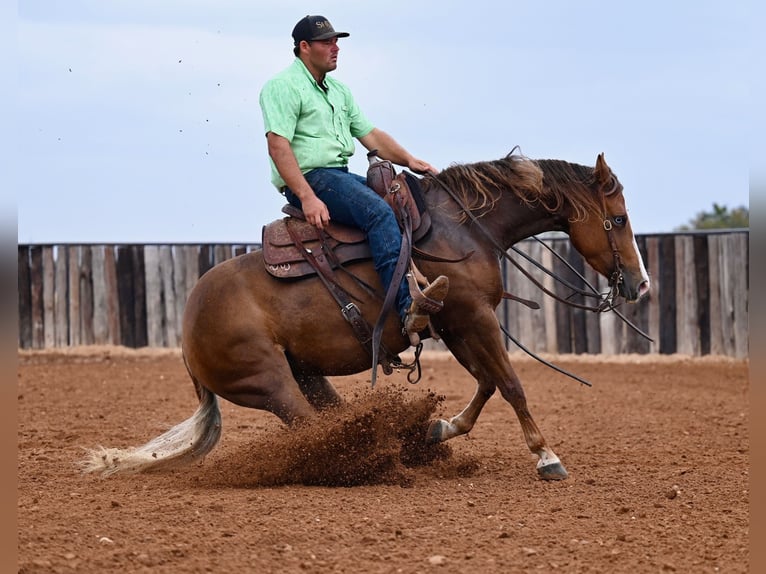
[15,0,755,244]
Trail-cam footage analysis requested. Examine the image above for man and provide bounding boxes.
[259,15,448,343]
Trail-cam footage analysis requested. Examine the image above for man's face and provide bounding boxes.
[305,37,340,74]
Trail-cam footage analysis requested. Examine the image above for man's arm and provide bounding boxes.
[266,132,330,229]
[358,128,438,175]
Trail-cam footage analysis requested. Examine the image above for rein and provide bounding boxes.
[529,237,652,341]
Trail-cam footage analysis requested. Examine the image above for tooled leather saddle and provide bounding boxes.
[262,169,430,280]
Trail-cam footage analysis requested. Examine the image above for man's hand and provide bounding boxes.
[359,128,439,175]
[266,131,330,228]
[408,158,439,176]
[301,194,331,229]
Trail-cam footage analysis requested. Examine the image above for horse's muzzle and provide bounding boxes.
[618,272,650,303]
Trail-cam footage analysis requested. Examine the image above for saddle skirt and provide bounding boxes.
[262,206,372,279]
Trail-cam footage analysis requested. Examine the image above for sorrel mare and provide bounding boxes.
[84,152,650,481]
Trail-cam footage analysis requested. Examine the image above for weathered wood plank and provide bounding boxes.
[131,246,148,348]
[159,245,178,347]
[18,247,32,348]
[707,235,725,355]
[116,246,136,348]
[693,235,710,355]
[29,246,44,349]
[724,233,749,358]
[42,246,56,348]
[103,246,121,346]
[172,246,187,345]
[54,247,69,347]
[717,234,737,357]
[658,236,677,354]
[80,246,95,346]
[674,235,699,355]
[645,236,662,354]
[67,246,81,346]
[144,245,164,348]
[91,246,109,344]
[541,245,558,353]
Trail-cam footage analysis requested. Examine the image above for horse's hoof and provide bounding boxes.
[537,461,569,481]
[425,420,446,444]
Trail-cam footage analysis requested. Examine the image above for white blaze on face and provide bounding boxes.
[630,236,651,297]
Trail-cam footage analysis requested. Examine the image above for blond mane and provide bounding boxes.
[433,153,607,224]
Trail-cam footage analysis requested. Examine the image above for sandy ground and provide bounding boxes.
[18,348,749,573]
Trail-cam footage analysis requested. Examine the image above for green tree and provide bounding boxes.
[676,203,749,230]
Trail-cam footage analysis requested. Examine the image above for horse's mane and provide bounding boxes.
[433,153,604,223]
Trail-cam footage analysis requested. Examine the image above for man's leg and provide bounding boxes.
[285,168,411,318]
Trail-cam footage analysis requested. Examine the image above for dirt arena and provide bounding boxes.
[18,348,749,573]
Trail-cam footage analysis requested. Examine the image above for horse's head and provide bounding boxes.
[567,154,650,303]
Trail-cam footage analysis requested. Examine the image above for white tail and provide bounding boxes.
[81,384,221,475]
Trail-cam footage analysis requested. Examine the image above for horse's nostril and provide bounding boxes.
[638,280,650,299]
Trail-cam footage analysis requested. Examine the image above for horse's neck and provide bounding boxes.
[502,207,566,247]
[428,190,565,252]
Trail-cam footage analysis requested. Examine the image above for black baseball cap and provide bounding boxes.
[292,15,349,45]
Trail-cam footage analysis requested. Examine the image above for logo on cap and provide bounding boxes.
[292,15,349,44]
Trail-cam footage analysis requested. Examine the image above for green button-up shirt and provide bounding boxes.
[259,59,375,189]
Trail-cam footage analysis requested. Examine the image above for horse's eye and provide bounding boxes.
[613,215,627,227]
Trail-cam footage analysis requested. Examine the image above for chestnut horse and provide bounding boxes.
[84,152,649,481]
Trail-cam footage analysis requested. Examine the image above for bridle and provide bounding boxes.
[596,174,626,312]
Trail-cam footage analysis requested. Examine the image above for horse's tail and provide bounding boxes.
[80,371,222,476]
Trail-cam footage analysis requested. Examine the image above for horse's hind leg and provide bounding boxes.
[294,374,343,410]
[204,355,318,426]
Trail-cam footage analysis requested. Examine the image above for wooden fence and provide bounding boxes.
[17,231,749,357]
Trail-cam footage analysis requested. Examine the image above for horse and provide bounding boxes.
[83,152,650,481]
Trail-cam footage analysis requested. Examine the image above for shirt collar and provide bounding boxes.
[293,58,329,91]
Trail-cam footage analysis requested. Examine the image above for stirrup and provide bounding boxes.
[403,274,449,344]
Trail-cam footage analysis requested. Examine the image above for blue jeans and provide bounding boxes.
[284,167,411,319]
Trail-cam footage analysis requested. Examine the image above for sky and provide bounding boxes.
[13,0,756,244]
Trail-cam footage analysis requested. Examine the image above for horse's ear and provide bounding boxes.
[595,153,611,184]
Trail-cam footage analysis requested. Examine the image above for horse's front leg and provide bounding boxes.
[426,384,494,443]
[434,315,568,481]
[496,363,568,481]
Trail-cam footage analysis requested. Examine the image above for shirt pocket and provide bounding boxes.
[335,105,352,137]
